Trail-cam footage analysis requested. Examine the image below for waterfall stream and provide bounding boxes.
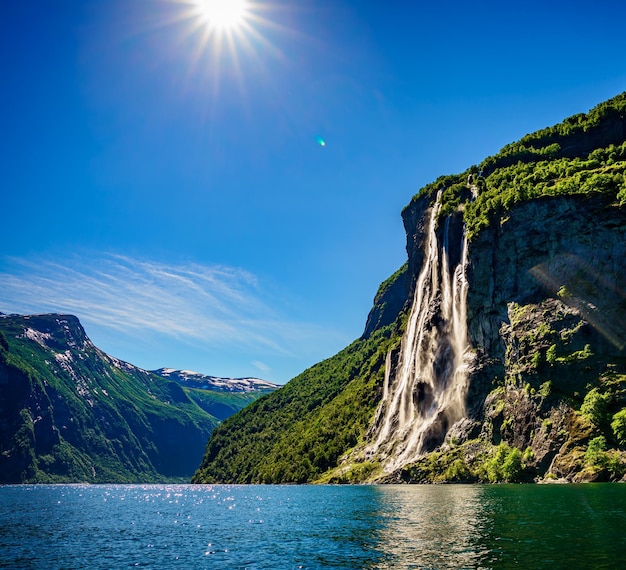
[368,191,473,472]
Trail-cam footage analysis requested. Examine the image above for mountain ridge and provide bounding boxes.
[0,312,274,483]
[152,367,278,393]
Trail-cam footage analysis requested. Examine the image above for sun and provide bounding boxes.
[169,0,279,104]
[193,0,250,31]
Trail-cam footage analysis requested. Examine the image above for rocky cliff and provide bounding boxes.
[390,192,626,483]
[193,92,626,484]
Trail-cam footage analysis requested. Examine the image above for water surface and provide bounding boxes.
[1,484,624,569]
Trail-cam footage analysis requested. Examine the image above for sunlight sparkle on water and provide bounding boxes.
[1,485,625,568]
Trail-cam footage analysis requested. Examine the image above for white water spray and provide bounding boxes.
[368,191,473,472]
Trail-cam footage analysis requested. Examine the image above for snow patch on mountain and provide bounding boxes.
[23,327,53,348]
[153,368,279,393]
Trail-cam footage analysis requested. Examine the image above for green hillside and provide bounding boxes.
[0,313,271,483]
[192,323,399,483]
[193,93,626,484]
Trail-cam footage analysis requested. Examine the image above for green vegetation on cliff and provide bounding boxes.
[405,92,626,238]
[194,93,626,485]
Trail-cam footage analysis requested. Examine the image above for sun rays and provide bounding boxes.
[192,0,251,31]
[171,0,282,95]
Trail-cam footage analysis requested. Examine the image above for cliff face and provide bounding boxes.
[399,192,626,379]
[384,190,625,483]
[362,264,409,339]
[193,93,626,485]
[466,195,625,481]
[467,194,625,360]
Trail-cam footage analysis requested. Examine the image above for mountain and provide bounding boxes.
[151,368,278,421]
[193,92,626,485]
[0,313,275,483]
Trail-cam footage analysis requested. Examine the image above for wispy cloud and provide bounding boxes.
[0,253,347,361]
[252,360,272,375]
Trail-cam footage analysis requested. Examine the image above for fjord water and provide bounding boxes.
[1,484,625,569]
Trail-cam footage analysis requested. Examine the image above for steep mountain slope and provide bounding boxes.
[0,313,274,483]
[193,92,626,484]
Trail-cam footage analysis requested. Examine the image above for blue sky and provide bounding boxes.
[2,0,625,383]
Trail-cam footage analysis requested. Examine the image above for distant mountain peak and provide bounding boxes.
[152,367,279,393]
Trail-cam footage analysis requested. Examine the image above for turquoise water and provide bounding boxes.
[1,483,625,569]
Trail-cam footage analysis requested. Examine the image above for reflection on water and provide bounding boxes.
[369,485,490,569]
[477,484,626,569]
[1,484,625,569]
[368,484,626,569]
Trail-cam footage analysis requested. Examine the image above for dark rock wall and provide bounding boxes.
[391,191,625,481]
[467,194,626,377]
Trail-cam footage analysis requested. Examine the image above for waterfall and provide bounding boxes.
[368,191,472,472]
